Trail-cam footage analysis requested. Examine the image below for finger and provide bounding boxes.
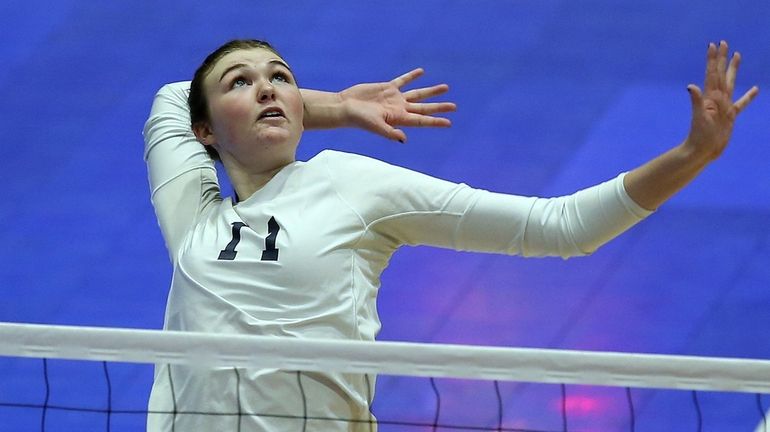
[704,42,718,92]
[391,68,425,89]
[404,84,450,102]
[371,118,408,142]
[407,101,457,115]
[399,112,452,128]
[716,40,728,91]
[725,51,741,99]
[733,85,760,114]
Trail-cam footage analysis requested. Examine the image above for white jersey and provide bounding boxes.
[143,82,651,431]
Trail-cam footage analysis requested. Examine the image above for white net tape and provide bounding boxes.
[2,321,769,394]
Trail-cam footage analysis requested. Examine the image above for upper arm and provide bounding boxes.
[323,151,527,250]
[143,82,220,261]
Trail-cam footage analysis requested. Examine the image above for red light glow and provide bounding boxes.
[559,395,603,415]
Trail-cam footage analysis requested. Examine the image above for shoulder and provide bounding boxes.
[313,149,383,163]
[307,150,465,205]
[310,149,403,175]
[309,150,463,192]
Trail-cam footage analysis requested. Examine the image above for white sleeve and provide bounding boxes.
[143,82,220,263]
[325,151,651,258]
[457,172,652,258]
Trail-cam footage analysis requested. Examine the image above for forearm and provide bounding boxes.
[624,140,712,211]
[518,173,651,257]
[300,88,346,130]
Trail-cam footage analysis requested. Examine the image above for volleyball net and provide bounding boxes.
[1,321,769,431]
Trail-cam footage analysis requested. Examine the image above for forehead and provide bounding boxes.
[205,48,288,84]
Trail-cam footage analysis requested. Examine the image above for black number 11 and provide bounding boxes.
[217,217,280,261]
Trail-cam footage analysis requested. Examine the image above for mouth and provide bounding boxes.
[257,107,286,121]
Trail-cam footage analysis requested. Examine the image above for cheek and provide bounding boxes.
[288,92,305,125]
[220,99,251,119]
[211,98,252,133]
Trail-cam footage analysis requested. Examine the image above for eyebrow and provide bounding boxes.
[218,60,292,82]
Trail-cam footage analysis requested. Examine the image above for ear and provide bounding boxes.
[193,122,217,146]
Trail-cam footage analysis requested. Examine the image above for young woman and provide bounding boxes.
[143,39,757,431]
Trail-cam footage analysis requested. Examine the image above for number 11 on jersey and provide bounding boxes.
[260,217,280,261]
[217,217,280,261]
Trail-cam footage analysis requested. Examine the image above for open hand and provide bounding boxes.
[685,41,759,161]
[339,68,456,142]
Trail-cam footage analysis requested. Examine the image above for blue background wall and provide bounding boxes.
[1,1,769,430]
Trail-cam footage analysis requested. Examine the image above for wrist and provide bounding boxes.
[300,89,346,130]
[679,137,718,166]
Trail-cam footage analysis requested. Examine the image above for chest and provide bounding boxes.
[178,187,364,300]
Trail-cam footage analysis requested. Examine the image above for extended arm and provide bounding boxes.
[624,41,759,210]
[144,83,220,263]
[326,152,650,260]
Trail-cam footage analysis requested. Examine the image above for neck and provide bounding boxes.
[221,156,294,202]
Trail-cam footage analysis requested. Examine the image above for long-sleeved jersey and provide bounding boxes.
[143,82,651,431]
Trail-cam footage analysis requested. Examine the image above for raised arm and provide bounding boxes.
[144,82,220,263]
[624,41,759,210]
[301,68,457,142]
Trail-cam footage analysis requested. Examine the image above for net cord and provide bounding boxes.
[2,322,770,393]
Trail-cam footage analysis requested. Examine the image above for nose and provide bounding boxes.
[257,80,276,103]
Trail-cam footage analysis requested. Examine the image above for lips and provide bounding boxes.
[258,106,285,120]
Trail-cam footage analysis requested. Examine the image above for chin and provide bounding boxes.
[255,126,299,142]
[255,133,300,155]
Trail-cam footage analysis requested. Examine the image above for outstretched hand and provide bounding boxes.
[339,68,457,142]
[685,41,759,161]
[624,40,760,211]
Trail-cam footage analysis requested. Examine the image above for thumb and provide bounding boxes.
[687,84,704,115]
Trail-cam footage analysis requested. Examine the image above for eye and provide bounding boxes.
[231,76,250,89]
[272,72,290,83]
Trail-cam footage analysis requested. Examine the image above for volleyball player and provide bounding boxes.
[143,39,757,431]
